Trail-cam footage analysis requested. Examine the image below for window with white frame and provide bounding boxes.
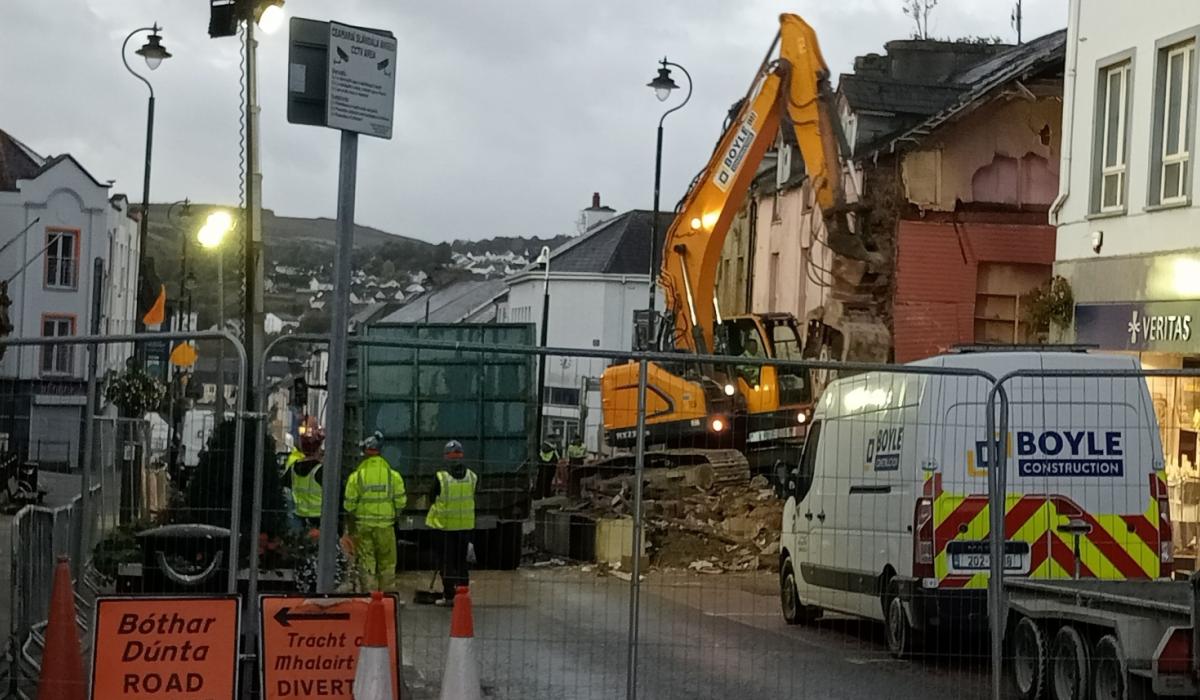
[44,229,78,289]
[1097,61,1131,212]
[1155,40,1196,205]
[40,315,75,375]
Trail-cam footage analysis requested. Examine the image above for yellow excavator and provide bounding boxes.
[600,14,879,478]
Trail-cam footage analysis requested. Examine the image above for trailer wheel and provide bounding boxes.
[1051,625,1089,700]
[1091,635,1125,700]
[1011,616,1048,700]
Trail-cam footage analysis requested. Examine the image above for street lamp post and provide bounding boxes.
[121,24,172,326]
[166,200,192,477]
[199,212,234,422]
[534,246,551,444]
[645,57,692,348]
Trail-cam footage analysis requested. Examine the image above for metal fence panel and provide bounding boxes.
[243,334,1011,699]
[0,331,248,697]
[990,362,1200,700]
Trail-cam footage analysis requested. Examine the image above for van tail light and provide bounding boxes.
[914,497,934,579]
[1151,475,1174,577]
[1153,626,1193,676]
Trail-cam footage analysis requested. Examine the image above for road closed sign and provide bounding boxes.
[325,21,397,138]
[91,596,240,699]
[260,594,400,699]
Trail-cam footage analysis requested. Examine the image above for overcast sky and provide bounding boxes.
[2,0,1065,242]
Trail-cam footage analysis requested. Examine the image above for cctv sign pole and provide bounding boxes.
[288,18,397,592]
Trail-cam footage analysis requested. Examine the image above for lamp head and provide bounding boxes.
[256,1,285,34]
[136,25,171,70]
[647,58,679,102]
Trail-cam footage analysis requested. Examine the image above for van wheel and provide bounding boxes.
[1010,616,1048,700]
[1051,625,1089,700]
[780,557,819,625]
[884,581,919,659]
[1091,635,1125,700]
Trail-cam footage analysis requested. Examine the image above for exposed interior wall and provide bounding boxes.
[750,181,831,325]
[893,220,1056,361]
[901,95,1062,210]
[715,200,753,316]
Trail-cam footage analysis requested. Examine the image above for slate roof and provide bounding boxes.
[380,278,507,324]
[870,30,1066,156]
[0,129,44,191]
[838,77,963,117]
[839,30,1067,157]
[0,129,109,191]
[542,210,674,275]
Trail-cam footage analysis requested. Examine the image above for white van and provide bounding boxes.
[778,350,1172,657]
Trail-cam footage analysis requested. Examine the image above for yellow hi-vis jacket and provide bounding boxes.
[425,469,478,531]
[291,463,322,518]
[283,448,304,475]
[344,455,407,528]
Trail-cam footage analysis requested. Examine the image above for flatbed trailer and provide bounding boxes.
[1005,575,1200,699]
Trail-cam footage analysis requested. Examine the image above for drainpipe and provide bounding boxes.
[1049,0,1083,226]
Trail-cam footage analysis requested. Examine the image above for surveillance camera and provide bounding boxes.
[1091,230,1104,254]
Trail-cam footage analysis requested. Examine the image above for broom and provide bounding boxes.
[413,569,442,605]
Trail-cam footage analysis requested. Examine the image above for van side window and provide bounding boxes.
[793,420,820,501]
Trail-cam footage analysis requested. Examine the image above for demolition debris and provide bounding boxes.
[544,464,784,573]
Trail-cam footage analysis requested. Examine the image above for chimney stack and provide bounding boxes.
[578,190,616,233]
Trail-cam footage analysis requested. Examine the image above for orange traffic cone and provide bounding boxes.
[38,556,85,700]
[353,591,394,700]
[438,586,482,700]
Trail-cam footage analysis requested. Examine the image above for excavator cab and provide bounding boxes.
[718,314,813,415]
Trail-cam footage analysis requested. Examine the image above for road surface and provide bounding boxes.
[398,568,997,700]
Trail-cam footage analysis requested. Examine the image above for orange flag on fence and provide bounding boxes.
[169,341,198,367]
[142,284,166,326]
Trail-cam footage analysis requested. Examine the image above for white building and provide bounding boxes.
[504,208,669,451]
[1053,1,1200,478]
[0,129,139,466]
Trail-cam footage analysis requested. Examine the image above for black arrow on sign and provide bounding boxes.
[273,607,351,627]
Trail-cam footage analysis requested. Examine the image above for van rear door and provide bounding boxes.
[931,374,1009,589]
[1010,355,1164,580]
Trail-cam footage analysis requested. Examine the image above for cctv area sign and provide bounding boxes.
[287,18,397,138]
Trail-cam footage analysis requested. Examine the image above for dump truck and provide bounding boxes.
[347,322,536,569]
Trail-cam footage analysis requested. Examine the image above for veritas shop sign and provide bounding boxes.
[1075,301,1199,352]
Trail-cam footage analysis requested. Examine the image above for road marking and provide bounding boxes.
[702,611,781,618]
[846,657,904,665]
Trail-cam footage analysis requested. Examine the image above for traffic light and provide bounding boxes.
[0,281,12,362]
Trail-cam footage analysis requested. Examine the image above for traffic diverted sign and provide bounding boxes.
[260,593,400,699]
[91,596,239,699]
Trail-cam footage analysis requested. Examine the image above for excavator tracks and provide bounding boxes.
[593,448,750,486]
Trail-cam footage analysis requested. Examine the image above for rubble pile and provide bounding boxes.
[572,469,783,573]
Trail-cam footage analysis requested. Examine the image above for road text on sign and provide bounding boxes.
[325,21,397,138]
[260,594,400,699]
[91,596,239,699]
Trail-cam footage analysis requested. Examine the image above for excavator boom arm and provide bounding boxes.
[658,14,846,353]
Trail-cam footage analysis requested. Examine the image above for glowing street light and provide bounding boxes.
[198,211,234,249]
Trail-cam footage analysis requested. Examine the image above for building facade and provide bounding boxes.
[1053,0,1200,479]
[505,209,670,452]
[717,35,1064,364]
[0,129,139,467]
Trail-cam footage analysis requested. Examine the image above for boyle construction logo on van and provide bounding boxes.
[865,427,903,471]
[1016,430,1125,477]
[91,596,240,699]
[260,593,400,699]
